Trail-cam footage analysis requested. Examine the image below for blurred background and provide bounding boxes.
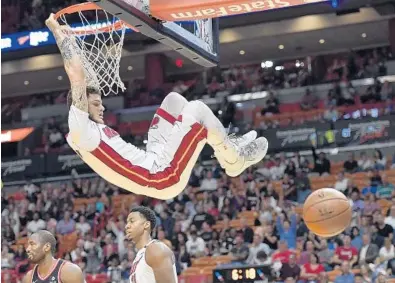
[1,0,395,282]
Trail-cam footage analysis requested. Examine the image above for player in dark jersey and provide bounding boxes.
[22,230,84,283]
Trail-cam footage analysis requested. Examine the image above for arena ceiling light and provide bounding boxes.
[261,61,273,68]
[57,76,63,80]
[127,66,133,71]
[24,81,29,85]
[278,44,284,50]
[239,50,245,55]
[361,33,367,38]
[319,39,325,44]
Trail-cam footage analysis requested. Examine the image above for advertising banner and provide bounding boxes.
[334,116,395,146]
[1,155,45,181]
[45,153,92,175]
[264,121,331,152]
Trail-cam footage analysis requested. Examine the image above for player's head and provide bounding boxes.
[125,206,156,242]
[26,230,57,264]
[67,86,105,124]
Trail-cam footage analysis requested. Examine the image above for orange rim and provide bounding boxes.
[54,2,139,34]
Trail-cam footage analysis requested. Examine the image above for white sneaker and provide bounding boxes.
[228,130,257,147]
[214,130,257,169]
[224,137,269,177]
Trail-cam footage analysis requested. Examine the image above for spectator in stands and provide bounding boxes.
[26,212,46,234]
[75,215,91,236]
[299,253,324,283]
[218,97,236,126]
[229,234,249,264]
[262,224,278,251]
[343,153,359,173]
[317,239,333,271]
[375,214,394,239]
[1,245,15,269]
[385,205,395,228]
[157,229,172,249]
[365,58,380,78]
[374,149,387,171]
[2,224,16,244]
[56,210,76,235]
[47,127,65,149]
[261,92,280,115]
[186,230,205,258]
[334,261,354,283]
[300,89,318,111]
[359,152,374,171]
[298,240,315,265]
[200,171,218,192]
[331,234,358,268]
[311,148,331,176]
[381,81,394,100]
[191,204,215,230]
[376,175,394,199]
[247,234,271,264]
[282,174,297,203]
[358,233,379,265]
[334,171,349,194]
[276,211,297,249]
[370,169,383,187]
[351,227,363,250]
[71,238,87,262]
[238,217,254,244]
[271,239,292,263]
[339,81,356,106]
[378,237,395,265]
[323,105,339,122]
[278,253,300,281]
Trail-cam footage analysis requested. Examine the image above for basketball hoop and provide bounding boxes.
[54,2,139,96]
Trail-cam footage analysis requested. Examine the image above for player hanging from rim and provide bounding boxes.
[22,230,85,283]
[45,14,268,200]
[125,206,176,283]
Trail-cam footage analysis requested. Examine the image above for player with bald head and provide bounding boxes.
[22,230,84,283]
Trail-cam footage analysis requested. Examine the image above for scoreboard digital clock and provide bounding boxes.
[213,265,272,283]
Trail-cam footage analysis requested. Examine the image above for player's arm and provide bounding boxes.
[21,270,33,283]
[60,262,85,283]
[45,14,87,113]
[146,242,177,283]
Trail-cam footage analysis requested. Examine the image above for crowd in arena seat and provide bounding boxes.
[2,147,395,283]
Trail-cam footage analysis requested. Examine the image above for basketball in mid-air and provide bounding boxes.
[303,188,352,237]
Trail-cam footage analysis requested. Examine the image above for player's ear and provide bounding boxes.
[43,243,51,253]
[143,220,150,231]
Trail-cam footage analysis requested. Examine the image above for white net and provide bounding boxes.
[58,8,127,96]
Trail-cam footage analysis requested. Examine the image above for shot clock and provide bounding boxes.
[213,265,271,283]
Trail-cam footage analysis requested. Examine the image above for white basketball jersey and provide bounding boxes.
[129,240,177,283]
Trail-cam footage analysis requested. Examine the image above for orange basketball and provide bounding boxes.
[303,188,352,237]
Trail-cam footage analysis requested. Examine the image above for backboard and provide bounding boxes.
[92,0,220,67]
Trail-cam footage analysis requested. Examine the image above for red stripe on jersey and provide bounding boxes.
[91,123,207,190]
[156,108,176,124]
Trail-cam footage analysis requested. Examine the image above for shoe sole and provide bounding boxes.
[226,137,269,177]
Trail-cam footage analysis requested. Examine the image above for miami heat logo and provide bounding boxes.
[150,116,160,129]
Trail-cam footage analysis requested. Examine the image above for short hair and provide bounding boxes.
[34,230,57,255]
[67,86,100,109]
[130,206,156,232]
